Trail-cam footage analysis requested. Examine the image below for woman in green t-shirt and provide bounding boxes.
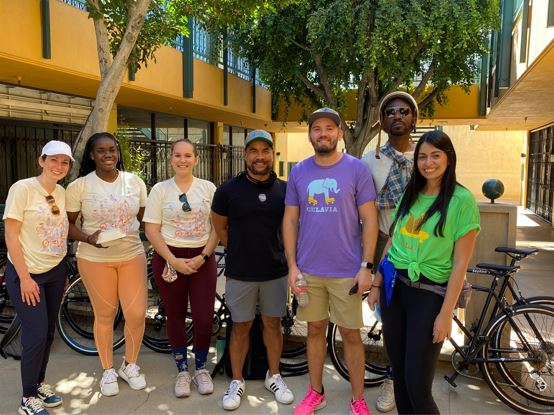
[367,130,480,414]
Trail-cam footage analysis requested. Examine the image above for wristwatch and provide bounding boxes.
[201,253,209,262]
[361,261,374,271]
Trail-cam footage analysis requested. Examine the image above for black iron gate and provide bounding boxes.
[0,120,244,201]
[526,125,554,223]
[0,120,81,201]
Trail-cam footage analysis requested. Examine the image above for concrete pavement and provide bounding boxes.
[1,207,552,414]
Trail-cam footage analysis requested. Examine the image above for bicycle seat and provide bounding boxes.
[495,246,538,258]
[474,263,519,274]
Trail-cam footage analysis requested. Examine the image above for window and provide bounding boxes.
[279,161,285,177]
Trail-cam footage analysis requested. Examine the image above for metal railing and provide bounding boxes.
[126,138,245,189]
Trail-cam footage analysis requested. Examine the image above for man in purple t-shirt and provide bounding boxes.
[283,107,378,415]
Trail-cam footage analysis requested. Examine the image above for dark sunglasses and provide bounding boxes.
[384,107,411,118]
[179,193,191,212]
[45,195,60,215]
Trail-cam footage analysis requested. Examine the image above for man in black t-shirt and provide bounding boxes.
[211,130,294,411]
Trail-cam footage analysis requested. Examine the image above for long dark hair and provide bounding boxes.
[78,132,125,178]
[395,130,459,237]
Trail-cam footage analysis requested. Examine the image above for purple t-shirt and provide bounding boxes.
[285,154,376,277]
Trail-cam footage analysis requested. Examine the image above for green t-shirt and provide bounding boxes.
[388,185,480,284]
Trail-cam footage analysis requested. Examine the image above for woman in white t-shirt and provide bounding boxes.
[65,132,148,397]
[144,139,218,398]
[3,140,73,415]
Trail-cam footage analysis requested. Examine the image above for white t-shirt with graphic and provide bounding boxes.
[143,177,216,248]
[65,171,147,262]
[3,178,69,274]
[362,148,414,234]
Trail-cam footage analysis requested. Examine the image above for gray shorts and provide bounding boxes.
[225,276,288,322]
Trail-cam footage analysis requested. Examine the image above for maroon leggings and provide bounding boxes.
[151,246,217,350]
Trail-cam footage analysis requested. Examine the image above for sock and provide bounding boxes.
[172,346,188,372]
[194,348,208,370]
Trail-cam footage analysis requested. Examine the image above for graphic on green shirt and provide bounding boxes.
[399,213,430,243]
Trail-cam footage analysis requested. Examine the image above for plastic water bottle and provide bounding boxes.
[295,273,309,307]
[374,305,382,323]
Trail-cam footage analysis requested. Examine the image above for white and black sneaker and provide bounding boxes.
[222,379,245,411]
[264,371,294,404]
[18,397,49,415]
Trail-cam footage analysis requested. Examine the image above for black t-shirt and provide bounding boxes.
[211,172,288,281]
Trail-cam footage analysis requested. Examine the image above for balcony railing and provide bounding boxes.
[61,1,265,87]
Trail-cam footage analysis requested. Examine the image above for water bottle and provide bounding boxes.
[295,273,309,307]
[374,304,382,323]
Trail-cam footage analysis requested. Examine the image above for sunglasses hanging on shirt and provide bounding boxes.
[179,193,191,212]
[45,195,60,215]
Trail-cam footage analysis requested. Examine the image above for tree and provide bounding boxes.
[72,0,284,176]
[232,0,499,157]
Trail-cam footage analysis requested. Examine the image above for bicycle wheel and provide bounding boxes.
[0,259,16,333]
[142,265,172,353]
[57,276,125,356]
[480,305,554,414]
[0,314,21,360]
[328,294,387,387]
[281,296,307,358]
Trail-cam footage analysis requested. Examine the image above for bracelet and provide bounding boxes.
[371,284,382,289]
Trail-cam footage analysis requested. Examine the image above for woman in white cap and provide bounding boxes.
[3,140,74,415]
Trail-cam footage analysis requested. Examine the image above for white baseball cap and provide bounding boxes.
[41,140,74,161]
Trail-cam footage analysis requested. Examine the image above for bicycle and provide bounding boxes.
[443,260,554,414]
[328,245,554,390]
[57,248,186,355]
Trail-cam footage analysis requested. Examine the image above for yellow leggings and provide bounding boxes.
[78,254,147,369]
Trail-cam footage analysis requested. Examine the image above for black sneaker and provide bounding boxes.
[18,397,49,415]
[37,384,63,408]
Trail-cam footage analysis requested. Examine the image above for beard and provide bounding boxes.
[313,142,337,154]
[246,162,272,177]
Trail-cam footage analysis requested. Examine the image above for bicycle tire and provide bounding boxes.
[281,296,307,359]
[56,276,125,356]
[0,314,21,360]
[480,305,554,415]
[0,259,16,334]
[328,293,387,387]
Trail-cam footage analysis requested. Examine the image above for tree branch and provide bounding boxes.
[87,0,112,79]
[313,53,335,107]
[412,60,435,100]
[418,87,440,110]
[291,39,311,52]
[296,72,326,101]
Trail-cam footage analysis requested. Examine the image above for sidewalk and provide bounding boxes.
[0,207,552,415]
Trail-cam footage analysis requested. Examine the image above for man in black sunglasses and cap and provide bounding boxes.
[362,91,419,413]
[212,130,294,411]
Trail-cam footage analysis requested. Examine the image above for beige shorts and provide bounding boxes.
[296,273,363,329]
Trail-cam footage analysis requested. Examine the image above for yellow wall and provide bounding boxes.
[274,85,482,124]
[443,126,525,203]
[277,125,525,203]
[0,0,272,128]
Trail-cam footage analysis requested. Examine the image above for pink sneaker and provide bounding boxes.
[350,398,372,415]
[293,387,326,415]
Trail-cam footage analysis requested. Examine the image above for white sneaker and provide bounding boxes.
[222,379,245,411]
[118,360,146,390]
[264,371,294,404]
[100,368,119,397]
[193,369,214,395]
[175,371,192,398]
[376,378,395,413]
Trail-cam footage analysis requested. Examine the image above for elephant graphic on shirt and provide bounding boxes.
[307,178,340,205]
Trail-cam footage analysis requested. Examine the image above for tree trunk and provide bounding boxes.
[70,0,151,179]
